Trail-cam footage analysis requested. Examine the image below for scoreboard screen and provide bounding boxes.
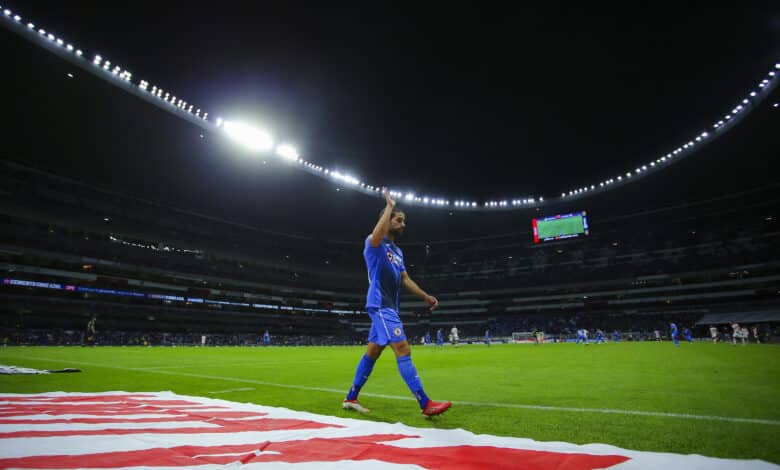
[532,211,589,243]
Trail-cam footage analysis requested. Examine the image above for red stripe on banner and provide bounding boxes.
[0,418,339,438]
[0,395,164,403]
[0,433,630,469]
[0,415,267,425]
[0,407,267,418]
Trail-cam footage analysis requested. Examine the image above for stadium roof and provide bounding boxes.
[1,3,779,239]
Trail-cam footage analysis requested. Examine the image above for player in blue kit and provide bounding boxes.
[576,329,588,345]
[437,328,444,347]
[263,330,270,347]
[683,327,693,343]
[342,189,451,417]
[670,322,679,347]
[424,331,431,345]
[485,329,491,346]
[612,330,620,342]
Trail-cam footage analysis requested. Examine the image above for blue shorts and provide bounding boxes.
[367,307,407,346]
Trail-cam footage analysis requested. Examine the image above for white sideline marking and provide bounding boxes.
[207,387,255,394]
[8,355,780,426]
[142,360,325,370]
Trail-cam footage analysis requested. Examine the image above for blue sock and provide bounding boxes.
[396,355,429,408]
[346,354,376,400]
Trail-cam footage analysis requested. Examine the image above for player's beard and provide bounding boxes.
[388,227,403,239]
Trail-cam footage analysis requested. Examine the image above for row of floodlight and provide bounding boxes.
[3,5,777,210]
[561,63,779,199]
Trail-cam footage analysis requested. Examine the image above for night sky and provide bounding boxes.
[1,3,779,240]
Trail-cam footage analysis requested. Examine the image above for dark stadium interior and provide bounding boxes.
[1,4,780,347]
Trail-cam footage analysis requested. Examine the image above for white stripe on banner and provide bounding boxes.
[0,391,776,469]
[8,355,779,427]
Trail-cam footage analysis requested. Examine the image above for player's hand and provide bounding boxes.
[426,295,439,311]
[382,187,396,208]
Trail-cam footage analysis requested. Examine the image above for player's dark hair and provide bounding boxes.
[380,206,405,220]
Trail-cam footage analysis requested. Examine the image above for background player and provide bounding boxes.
[670,322,679,347]
[683,327,693,343]
[709,325,719,344]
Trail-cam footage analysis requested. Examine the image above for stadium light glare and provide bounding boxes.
[223,121,274,152]
[276,144,298,160]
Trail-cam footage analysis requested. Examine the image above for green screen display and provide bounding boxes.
[532,211,589,243]
[536,215,585,239]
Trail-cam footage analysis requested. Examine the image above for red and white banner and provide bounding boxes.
[0,392,775,469]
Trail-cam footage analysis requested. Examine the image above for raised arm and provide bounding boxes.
[402,271,439,311]
[370,188,396,247]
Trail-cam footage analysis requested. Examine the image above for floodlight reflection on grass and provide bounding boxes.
[223,121,274,152]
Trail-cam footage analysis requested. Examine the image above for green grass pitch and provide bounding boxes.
[1,342,778,463]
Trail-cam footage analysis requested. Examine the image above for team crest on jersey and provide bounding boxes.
[386,251,394,263]
[393,327,402,336]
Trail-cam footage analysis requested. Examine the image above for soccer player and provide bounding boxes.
[263,330,270,347]
[342,189,451,417]
[752,325,760,344]
[576,328,588,345]
[739,326,749,346]
[612,329,620,342]
[670,322,679,347]
[436,328,444,347]
[709,325,719,344]
[451,326,459,347]
[683,327,693,343]
[84,315,97,347]
[595,329,604,344]
[485,329,491,346]
[731,322,740,346]
[424,331,431,346]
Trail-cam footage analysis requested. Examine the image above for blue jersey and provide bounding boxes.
[670,323,678,335]
[364,235,406,310]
